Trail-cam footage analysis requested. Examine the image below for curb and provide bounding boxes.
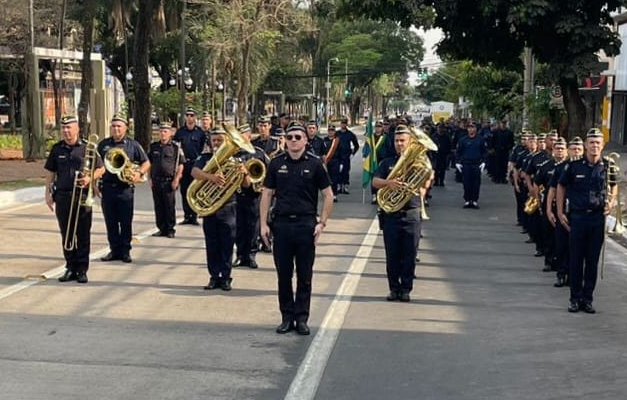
[0,186,45,209]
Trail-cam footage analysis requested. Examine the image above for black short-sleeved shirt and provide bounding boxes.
[533,158,555,188]
[374,155,420,210]
[509,144,526,163]
[307,136,327,158]
[263,151,331,216]
[514,149,530,170]
[148,140,185,180]
[173,126,206,163]
[558,157,615,212]
[97,136,148,185]
[45,139,104,191]
[524,150,551,177]
[549,160,567,189]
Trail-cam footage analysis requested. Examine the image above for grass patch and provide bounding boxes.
[0,178,45,191]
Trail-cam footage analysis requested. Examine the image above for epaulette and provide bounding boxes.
[305,150,320,160]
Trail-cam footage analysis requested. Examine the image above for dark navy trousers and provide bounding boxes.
[151,179,176,234]
[101,185,134,257]
[462,164,481,202]
[382,210,420,293]
[235,196,260,262]
[202,203,236,281]
[54,191,93,272]
[179,163,196,220]
[568,213,604,303]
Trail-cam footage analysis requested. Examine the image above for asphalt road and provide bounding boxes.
[1,130,627,400]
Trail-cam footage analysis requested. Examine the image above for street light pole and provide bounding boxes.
[179,0,187,127]
[325,57,338,127]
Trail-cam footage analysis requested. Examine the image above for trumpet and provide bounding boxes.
[606,152,625,234]
[64,134,99,251]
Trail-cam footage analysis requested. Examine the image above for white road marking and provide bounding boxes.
[284,216,380,400]
[0,202,40,214]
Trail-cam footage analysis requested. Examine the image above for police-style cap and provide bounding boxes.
[238,124,251,134]
[278,112,290,119]
[306,120,317,126]
[286,123,306,134]
[586,128,603,138]
[341,118,348,124]
[547,129,558,138]
[375,121,383,127]
[201,111,212,118]
[159,121,173,129]
[537,133,547,141]
[60,115,78,125]
[395,124,410,134]
[210,127,226,135]
[569,136,584,146]
[111,114,128,125]
[554,138,567,148]
[527,134,537,141]
[185,107,196,116]
[327,125,336,131]
[274,128,285,136]
[257,115,271,123]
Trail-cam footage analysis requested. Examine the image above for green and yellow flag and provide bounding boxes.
[362,112,377,188]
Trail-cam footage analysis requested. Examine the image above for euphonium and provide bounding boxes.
[606,152,625,234]
[245,157,267,192]
[524,185,544,215]
[104,147,146,184]
[377,126,437,214]
[64,134,99,251]
[186,123,256,216]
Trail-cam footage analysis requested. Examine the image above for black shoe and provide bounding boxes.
[534,251,544,257]
[166,232,175,238]
[180,219,192,225]
[399,292,411,302]
[276,320,294,334]
[295,321,310,335]
[121,254,132,263]
[554,277,566,287]
[249,259,259,269]
[524,238,534,243]
[542,265,553,272]
[221,278,232,291]
[520,230,528,234]
[152,231,164,237]
[471,201,479,209]
[232,257,245,268]
[463,201,471,208]
[333,196,338,203]
[203,278,219,290]
[340,187,349,195]
[568,301,579,313]
[189,218,200,226]
[260,244,272,253]
[100,252,120,262]
[386,291,399,301]
[58,269,78,282]
[580,302,596,314]
[76,272,88,284]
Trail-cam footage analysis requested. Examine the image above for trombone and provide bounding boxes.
[600,152,624,278]
[64,134,99,251]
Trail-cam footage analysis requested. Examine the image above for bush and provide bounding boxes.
[0,134,22,149]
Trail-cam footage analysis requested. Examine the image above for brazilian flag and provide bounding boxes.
[361,112,378,188]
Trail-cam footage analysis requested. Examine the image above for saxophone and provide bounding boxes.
[376,126,437,214]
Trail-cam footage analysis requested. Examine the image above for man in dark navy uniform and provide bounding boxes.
[372,124,421,302]
[433,124,452,186]
[336,118,359,194]
[45,116,105,283]
[253,115,282,157]
[260,123,334,336]
[192,128,253,291]
[557,129,616,313]
[305,120,327,157]
[524,133,551,257]
[455,122,487,208]
[546,137,583,287]
[491,120,515,183]
[174,107,206,225]
[233,123,268,269]
[509,132,530,226]
[148,122,185,238]
[97,115,150,263]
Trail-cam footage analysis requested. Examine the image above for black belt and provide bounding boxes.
[102,182,132,189]
[384,208,418,217]
[152,177,173,182]
[570,209,603,215]
[274,214,316,220]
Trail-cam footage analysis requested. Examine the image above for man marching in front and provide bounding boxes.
[259,124,334,335]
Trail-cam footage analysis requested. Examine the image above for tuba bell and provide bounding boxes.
[104,147,146,185]
[186,123,256,216]
[376,126,437,214]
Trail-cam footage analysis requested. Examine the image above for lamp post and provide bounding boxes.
[179,0,187,127]
[217,81,225,121]
[325,57,339,127]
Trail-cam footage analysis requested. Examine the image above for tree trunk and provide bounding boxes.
[78,4,95,138]
[559,77,586,139]
[133,0,157,149]
[238,41,251,124]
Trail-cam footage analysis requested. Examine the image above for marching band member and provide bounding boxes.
[148,122,185,238]
[45,116,104,283]
[97,115,150,264]
[193,128,252,291]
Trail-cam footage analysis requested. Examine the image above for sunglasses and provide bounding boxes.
[185,114,195,117]
[286,134,303,141]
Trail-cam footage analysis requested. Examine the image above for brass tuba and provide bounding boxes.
[104,147,146,184]
[376,126,437,214]
[186,123,256,216]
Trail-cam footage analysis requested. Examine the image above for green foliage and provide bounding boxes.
[0,134,21,149]
[151,88,205,122]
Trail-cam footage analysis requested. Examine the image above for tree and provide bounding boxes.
[337,0,624,136]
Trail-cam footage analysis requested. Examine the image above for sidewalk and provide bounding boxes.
[0,159,46,209]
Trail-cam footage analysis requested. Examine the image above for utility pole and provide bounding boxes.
[522,47,534,129]
[179,0,187,127]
